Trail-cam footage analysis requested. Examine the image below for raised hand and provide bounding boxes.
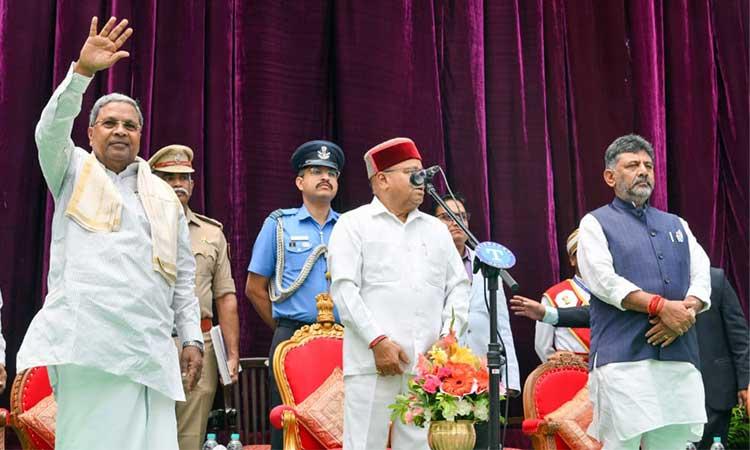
[75,17,133,77]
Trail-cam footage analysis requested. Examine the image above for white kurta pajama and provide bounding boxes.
[578,214,711,450]
[329,197,470,450]
[16,64,202,449]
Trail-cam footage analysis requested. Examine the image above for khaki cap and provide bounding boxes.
[148,144,195,173]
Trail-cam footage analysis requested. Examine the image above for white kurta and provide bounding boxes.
[534,275,590,362]
[16,64,201,402]
[329,196,470,449]
[328,196,471,375]
[461,249,521,391]
[577,212,711,443]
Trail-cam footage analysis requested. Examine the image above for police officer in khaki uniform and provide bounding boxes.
[148,145,240,450]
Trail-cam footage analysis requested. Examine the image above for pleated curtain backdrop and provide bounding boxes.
[0,0,747,423]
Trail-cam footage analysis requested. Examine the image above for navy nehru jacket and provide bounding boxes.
[588,197,699,370]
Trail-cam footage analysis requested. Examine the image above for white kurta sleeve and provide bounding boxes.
[36,63,92,198]
[173,211,202,344]
[680,218,712,310]
[329,214,385,345]
[441,235,471,336]
[496,286,520,391]
[577,214,641,310]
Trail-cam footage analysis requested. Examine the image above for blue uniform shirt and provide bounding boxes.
[248,205,340,323]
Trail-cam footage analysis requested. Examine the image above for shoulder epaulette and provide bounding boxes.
[269,208,297,220]
[194,212,223,229]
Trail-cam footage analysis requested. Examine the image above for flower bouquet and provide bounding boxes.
[388,328,504,428]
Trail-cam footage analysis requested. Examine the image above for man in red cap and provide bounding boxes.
[328,138,471,449]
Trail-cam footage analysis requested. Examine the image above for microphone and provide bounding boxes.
[409,165,441,187]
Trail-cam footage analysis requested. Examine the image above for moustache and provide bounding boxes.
[173,187,189,196]
[631,177,652,188]
[317,182,332,189]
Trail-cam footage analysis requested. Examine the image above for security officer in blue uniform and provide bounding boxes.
[245,140,344,449]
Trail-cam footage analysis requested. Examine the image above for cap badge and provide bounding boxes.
[318,146,330,160]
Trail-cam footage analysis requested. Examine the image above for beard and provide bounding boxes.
[618,177,653,203]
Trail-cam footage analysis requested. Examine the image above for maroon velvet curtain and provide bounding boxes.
[1,0,747,432]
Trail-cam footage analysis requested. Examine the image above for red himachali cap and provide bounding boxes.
[363,137,422,178]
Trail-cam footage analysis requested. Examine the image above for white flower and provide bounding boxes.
[443,410,457,422]
[473,402,489,422]
[456,399,473,417]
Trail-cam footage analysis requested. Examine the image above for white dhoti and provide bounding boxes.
[49,364,178,450]
[588,359,705,450]
[343,373,428,450]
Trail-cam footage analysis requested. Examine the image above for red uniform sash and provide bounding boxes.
[542,279,590,351]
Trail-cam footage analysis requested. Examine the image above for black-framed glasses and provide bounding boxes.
[94,118,141,132]
[437,212,470,223]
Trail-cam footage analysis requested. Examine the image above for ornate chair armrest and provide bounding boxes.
[0,408,7,427]
[269,405,302,450]
[522,418,558,436]
[270,405,296,430]
[522,418,542,434]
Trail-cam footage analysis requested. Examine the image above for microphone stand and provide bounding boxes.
[425,182,519,450]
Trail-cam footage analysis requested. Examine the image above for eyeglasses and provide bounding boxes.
[305,167,340,178]
[381,167,421,176]
[437,212,470,223]
[93,118,141,132]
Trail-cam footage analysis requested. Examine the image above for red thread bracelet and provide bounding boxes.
[369,335,387,349]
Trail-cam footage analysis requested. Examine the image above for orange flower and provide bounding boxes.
[435,329,458,352]
[440,363,476,397]
[475,365,489,394]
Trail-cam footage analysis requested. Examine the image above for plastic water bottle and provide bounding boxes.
[202,433,219,450]
[226,433,243,450]
[709,436,725,450]
[685,442,697,450]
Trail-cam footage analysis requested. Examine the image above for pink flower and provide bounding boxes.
[416,353,434,377]
[404,410,414,424]
[423,374,441,394]
[437,366,452,379]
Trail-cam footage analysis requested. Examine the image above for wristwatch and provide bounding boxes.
[182,340,205,356]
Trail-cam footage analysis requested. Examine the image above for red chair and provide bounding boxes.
[521,353,589,450]
[269,293,344,450]
[0,366,55,450]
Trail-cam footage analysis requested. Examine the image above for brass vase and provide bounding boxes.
[427,420,476,450]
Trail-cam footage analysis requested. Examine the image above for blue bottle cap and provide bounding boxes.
[713,437,721,443]
[207,433,216,440]
[231,433,240,439]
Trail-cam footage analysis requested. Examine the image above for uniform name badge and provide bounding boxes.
[290,235,310,249]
